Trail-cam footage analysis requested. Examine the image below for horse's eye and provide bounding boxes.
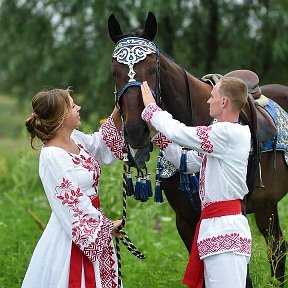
[147,67,157,74]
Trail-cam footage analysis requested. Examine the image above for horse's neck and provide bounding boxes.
[187,73,213,126]
[160,54,212,126]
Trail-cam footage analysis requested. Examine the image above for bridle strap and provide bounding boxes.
[182,68,193,126]
[115,80,156,106]
[112,36,161,107]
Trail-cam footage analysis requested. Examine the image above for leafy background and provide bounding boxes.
[0,1,288,287]
[0,0,287,123]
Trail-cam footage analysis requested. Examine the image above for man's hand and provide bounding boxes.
[141,81,156,107]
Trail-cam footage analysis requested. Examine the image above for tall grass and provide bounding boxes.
[0,95,287,287]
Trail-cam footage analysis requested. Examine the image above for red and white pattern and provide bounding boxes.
[21,118,122,288]
[199,155,207,201]
[53,146,117,287]
[72,144,101,190]
[99,244,118,288]
[55,177,114,263]
[100,115,124,160]
[198,232,252,259]
[196,126,213,153]
[141,103,162,126]
[152,132,172,149]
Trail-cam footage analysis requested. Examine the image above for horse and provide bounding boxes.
[108,12,288,286]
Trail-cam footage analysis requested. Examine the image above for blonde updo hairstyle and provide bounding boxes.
[25,88,72,149]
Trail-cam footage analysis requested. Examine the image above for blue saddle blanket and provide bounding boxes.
[261,99,288,164]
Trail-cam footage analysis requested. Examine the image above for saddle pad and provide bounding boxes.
[157,153,178,178]
[261,99,288,164]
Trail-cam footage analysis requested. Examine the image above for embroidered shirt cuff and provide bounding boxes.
[141,103,163,126]
[82,215,114,262]
[100,115,123,160]
[152,133,172,150]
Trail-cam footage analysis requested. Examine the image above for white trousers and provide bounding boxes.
[203,252,250,288]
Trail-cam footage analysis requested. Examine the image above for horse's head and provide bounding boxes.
[108,12,160,149]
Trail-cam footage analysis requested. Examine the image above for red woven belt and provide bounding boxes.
[182,199,241,288]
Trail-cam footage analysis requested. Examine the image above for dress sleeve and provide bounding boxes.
[39,148,114,262]
[142,103,229,159]
[72,115,123,164]
[152,132,202,173]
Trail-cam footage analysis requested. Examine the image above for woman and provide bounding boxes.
[22,88,124,288]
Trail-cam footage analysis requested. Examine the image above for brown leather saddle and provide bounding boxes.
[225,70,278,192]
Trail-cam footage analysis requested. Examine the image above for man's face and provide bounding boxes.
[207,81,223,119]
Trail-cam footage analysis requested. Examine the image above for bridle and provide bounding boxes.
[112,36,162,107]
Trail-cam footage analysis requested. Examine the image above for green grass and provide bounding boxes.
[0,94,288,287]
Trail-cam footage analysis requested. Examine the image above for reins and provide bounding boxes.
[114,143,146,288]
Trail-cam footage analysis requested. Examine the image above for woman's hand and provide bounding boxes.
[112,219,123,238]
[112,219,123,229]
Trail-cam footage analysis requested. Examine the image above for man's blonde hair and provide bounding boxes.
[219,76,248,110]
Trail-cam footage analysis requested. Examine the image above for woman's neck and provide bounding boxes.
[44,130,79,154]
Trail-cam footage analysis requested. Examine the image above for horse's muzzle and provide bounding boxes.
[124,122,150,149]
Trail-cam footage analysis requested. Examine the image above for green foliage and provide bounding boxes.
[0,0,288,121]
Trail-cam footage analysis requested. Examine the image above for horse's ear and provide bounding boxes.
[108,14,123,43]
[143,11,157,41]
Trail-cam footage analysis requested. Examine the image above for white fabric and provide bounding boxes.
[22,116,123,288]
[204,252,249,288]
[143,103,252,259]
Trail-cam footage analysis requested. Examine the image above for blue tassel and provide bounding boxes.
[154,168,164,203]
[125,172,135,196]
[154,180,164,203]
[179,148,192,193]
[140,178,149,202]
[145,173,153,198]
[190,173,199,193]
[135,176,142,200]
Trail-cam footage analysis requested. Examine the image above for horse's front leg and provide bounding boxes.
[254,205,287,287]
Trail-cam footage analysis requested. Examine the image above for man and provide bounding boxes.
[141,77,252,288]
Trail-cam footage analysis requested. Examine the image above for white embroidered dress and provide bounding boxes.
[22,115,123,288]
[143,103,252,260]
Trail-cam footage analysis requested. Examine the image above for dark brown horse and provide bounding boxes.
[108,12,288,286]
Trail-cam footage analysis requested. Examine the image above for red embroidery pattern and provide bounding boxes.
[198,233,252,258]
[196,126,213,153]
[82,217,114,261]
[71,145,100,190]
[99,243,117,288]
[142,103,162,126]
[100,115,123,160]
[202,200,221,210]
[197,152,204,159]
[55,177,116,284]
[199,155,207,201]
[55,178,83,217]
[152,133,172,149]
